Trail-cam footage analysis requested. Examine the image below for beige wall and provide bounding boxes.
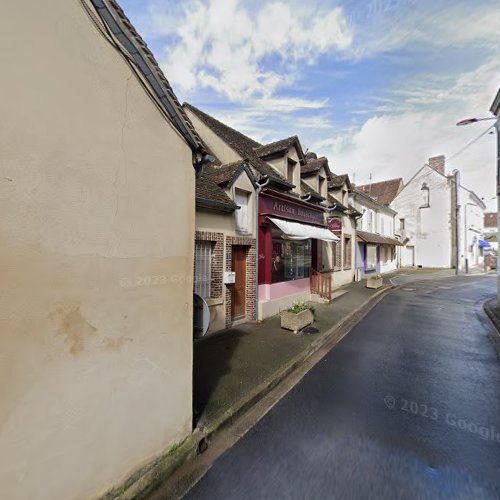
[196,171,256,333]
[0,2,194,499]
[185,109,242,164]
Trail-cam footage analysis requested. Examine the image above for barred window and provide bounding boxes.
[194,241,213,298]
[344,237,352,268]
[333,241,342,270]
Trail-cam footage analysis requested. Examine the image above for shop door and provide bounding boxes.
[231,246,247,320]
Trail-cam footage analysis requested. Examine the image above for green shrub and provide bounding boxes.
[288,301,315,314]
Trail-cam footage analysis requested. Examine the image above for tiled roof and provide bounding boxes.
[302,157,326,175]
[357,230,403,246]
[484,212,497,228]
[300,181,324,202]
[356,178,403,206]
[204,160,249,187]
[93,0,203,152]
[328,174,349,189]
[254,136,304,161]
[196,175,237,212]
[183,103,287,183]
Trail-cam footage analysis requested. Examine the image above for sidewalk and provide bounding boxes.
[194,278,394,432]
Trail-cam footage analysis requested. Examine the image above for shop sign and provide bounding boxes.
[260,192,324,225]
[328,217,342,236]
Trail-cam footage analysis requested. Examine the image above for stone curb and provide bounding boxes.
[101,284,396,499]
[483,298,500,357]
[201,284,396,438]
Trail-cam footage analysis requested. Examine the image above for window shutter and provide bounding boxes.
[235,191,249,233]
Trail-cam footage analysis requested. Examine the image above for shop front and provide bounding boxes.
[258,190,338,318]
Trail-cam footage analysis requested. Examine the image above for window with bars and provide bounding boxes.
[333,241,342,270]
[194,241,213,298]
[344,237,352,268]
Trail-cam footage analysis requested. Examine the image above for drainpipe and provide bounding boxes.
[255,175,270,321]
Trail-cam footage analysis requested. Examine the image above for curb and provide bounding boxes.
[483,298,500,355]
[100,430,205,500]
[201,284,396,438]
[102,284,396,499]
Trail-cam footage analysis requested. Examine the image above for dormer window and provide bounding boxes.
[287,158,296,184]
[420,182,430,208]
[319,177,325,197]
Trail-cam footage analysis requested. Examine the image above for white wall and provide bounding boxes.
[392,165,452,268]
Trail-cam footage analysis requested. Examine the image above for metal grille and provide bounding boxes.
[344,237,352,268]
[194,241,212,298]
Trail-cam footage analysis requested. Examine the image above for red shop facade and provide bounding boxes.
[258,189,329,319]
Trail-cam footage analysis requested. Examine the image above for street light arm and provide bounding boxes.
[456,117,496,126]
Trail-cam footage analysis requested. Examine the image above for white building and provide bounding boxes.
[349,188,401,278]
[391,156,485,270]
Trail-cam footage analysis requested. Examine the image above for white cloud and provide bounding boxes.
[158,0,353,101]
[320,58,499,209]
[350,0,500,59]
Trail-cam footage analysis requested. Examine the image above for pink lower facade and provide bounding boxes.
[258,278,310,301]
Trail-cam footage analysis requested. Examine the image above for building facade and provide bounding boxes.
[490,89,500,305]
[184,104,338,319]
[194,161,257,333]
[350,188,401,277]
[391,156,485,270]
[0,2,202,499]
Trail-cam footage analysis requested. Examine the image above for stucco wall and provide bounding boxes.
[184,109,242,164]
[392,166,452,268]
[0,2,194,499]
[195,171,256,332]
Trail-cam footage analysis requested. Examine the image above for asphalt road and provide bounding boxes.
[185,274,500,500]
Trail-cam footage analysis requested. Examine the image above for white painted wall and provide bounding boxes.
[391,165,452,268]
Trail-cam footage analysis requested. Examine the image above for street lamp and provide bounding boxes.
[456,117,497,126]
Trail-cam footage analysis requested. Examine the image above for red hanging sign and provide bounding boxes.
[328,218,342,236]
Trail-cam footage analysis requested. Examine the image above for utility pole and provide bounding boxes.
[452,169,460,275]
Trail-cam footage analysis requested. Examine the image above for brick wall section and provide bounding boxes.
[225,236,257,328]
[194,231,224,299]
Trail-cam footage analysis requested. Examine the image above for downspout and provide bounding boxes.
[255,176,270,321]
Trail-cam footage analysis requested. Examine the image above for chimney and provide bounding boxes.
[429,155,445,175]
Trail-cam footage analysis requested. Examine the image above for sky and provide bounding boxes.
[120,0,500,209]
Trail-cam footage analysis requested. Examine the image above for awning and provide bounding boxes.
[356,230,403,246]
[268,217,339,242]
[478,239,491,248]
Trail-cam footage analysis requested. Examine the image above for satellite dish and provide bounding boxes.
[193,293,210,338]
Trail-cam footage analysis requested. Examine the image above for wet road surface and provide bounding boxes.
[185,275,500,499]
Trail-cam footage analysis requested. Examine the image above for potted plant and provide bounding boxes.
[280,301,315,334]
[366,273,383,289]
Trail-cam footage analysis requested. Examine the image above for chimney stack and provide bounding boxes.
[429,155,445,175]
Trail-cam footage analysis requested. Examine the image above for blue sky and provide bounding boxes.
[120,0,499,208]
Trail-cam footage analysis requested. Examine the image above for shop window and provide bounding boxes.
[194,241,213,298]
[344,237,352,269]
[366,244,377,271]
[235,190,250,233]
[272,239,312,283]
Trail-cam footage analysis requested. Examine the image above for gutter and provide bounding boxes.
[89,0,213,173]
[255,176,270,321]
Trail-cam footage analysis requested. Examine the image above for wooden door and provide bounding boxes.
[231,246,247,320]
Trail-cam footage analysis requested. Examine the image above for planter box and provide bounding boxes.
[366,276,383,289]
[280,309,314,334]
